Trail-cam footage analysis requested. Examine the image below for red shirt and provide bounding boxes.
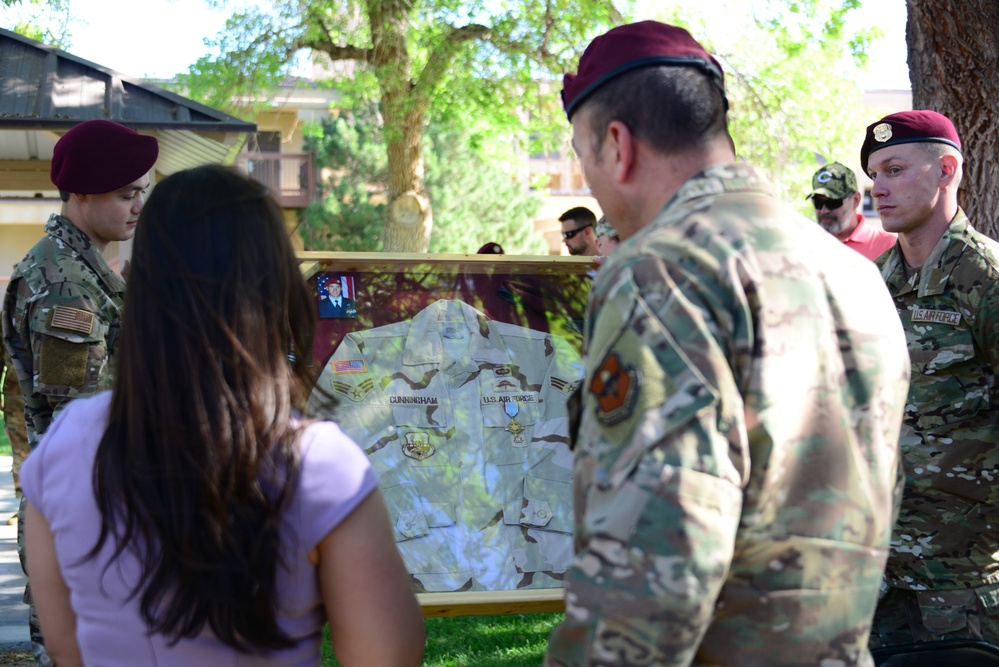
[844,214,896,261]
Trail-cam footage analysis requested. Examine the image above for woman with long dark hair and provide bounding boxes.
[21,165,424,665]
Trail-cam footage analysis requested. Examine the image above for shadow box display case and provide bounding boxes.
[299,252,594,616]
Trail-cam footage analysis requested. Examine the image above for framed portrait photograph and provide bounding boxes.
[316,274,358,319]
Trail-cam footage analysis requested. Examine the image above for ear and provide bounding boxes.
[939,153,959,187]
[850,190,863,210]
[605,120,635,183]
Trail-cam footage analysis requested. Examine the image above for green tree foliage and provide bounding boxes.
[181,0,625,252]
[300,104,546,255]
[423,124,546,255]
[1,0,72,47]
[299,106,387,252]
[635,0,882,209]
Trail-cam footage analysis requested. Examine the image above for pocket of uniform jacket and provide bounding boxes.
[908,326,989,430]
[506,478,575,573]
[379,480,455,541]
[493,446,575,573]
[915,588,979,635]
[518,442,572,526]
[38,331,107,390]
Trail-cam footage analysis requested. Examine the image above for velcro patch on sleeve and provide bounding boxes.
[911,308,962,326]
[331,358,368,374]
[48,306,95,335]
[39,336,89,387]
[589,352,640,425]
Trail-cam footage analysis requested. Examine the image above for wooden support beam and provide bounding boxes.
[0,160,54,191]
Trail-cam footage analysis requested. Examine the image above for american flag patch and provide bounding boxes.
[332,358,368,374]
[49,306,95,335]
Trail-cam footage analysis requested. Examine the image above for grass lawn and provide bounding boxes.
[0,412,11,456]
[322,613,564,666]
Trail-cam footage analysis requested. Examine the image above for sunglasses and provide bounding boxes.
[813,198,844,211]
[562,224,592,240]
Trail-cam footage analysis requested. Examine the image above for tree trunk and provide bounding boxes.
[368,0,433,253]
[906,0,999,239]
[381,90,432,253]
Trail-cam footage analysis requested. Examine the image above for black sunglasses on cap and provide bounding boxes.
[562,224,593,240]
[813,198,845,211]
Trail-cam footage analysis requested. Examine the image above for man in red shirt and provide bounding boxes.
[808,162,896,261]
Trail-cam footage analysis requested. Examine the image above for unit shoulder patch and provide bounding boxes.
[589,352,639,425]
[402,431,436,460]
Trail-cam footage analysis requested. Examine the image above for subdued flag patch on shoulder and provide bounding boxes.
[332,358,368,374]
[48,305,95,335]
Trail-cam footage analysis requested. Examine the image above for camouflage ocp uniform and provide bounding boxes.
[545,163,911,666]
[2,346,29,498]
[871,209,999,647]
[2,214,124,448]
[2,213,124,667]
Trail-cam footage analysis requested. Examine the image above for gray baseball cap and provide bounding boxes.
[595,216,618,239]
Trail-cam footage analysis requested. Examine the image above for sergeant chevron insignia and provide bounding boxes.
[331,378,375,401]
[551,376,580,396]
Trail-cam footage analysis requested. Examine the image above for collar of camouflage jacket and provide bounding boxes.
[880,208,970,298]
[401,299,517,370]
[44,214,126,295]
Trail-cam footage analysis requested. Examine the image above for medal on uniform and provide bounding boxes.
[504,400,526,445]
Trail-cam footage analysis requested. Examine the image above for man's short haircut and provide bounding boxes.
[559,207,597,226]
[920,142,964,188]
[582,65,729,156]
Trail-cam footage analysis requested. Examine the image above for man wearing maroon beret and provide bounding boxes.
[2,119,157,666]
[863,110,999,650]
[544,20,911,667]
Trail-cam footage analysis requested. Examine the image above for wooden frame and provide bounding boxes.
[299,252,591,617]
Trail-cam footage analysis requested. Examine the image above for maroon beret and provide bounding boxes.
[476,242,505,255]
[561,21,725,120]
[51,120,159,194]
[860,110,962,175]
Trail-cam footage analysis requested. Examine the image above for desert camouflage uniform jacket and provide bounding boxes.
[876,209,999,591]
[545,163,911,667]
[310,299,583,592]
[2,214,124,449]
